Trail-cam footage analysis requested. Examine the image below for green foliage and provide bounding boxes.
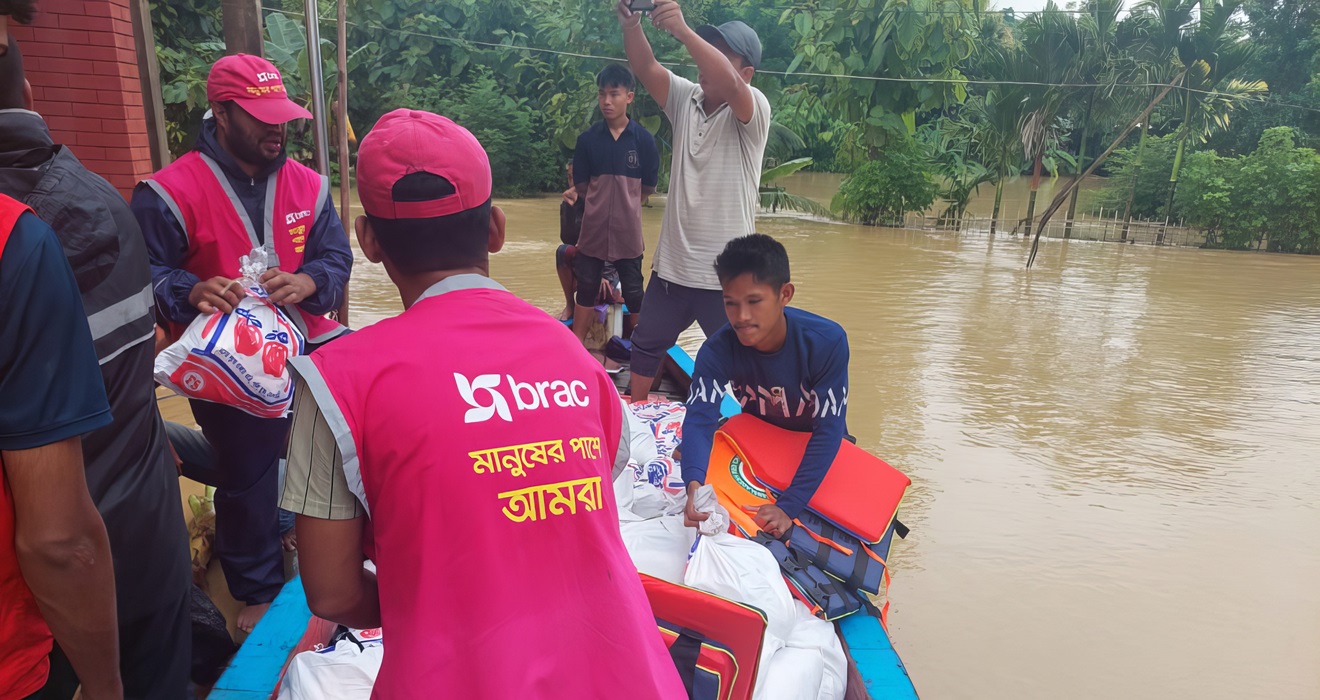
[1094,134,1180,217]
[151,0,224,155]
[835,137,939,225]
[409,70,561,197]
[920,122,994,224]
[1173,150,1232,230]
[759,156,835,217]
[761,157,814,185]
[145,0,1314,236]
[785,0,978,151]
[1182,127,1320,252]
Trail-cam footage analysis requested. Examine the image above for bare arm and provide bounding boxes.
[6,437,122,700]
[649,0,755,123]
[617,0,671,108]
[297,514,381,629]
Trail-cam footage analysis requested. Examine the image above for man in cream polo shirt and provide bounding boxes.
[617,0,771,402]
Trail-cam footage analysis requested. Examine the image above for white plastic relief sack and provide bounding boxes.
[155,248,304,418]
[277,630,383,700]
[619,515,696,584]
[683,532,798,643]
[783,601,848,700]
[756,646,825,700]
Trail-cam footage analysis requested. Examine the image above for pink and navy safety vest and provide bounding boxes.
[289,275,684,700]
[145,151,345,343]
[0,195,56,700]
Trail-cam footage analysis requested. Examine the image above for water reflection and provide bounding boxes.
[342,177,1320,699]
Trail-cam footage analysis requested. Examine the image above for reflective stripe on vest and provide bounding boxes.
[19,148,156,366]
[0,194,58,698]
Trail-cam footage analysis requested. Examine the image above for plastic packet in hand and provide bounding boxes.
[690,483,730,537]
[155,247,305,418]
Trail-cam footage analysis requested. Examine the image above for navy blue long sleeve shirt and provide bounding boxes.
[683,307,850,518]
[0,212,112,450]
[131,118,353,325]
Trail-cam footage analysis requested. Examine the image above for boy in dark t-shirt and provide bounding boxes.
[569,64,660,350]
[681,234,849,536]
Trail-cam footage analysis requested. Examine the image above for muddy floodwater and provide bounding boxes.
[341,174,1320,699]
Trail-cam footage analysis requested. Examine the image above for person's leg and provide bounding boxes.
[117,585,192,700]
[617,256,645,339]
[554,244,578,321]
[188,401,288,632]
[165,420,219,485]
[693,285,731,337]
[628,273,698,402]
[571,252,607,346]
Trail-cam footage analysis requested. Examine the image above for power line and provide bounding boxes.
[261,6,1320,115]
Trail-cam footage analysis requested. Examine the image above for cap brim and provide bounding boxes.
[696,24,726,47]
[231,96,313,125]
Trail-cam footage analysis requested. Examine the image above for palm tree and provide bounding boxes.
[957,30,1031,235]
[1115,0,1194,238]
[1131,0,1268,230]
[1061,0,1126,239]
[1016,3,1087,236]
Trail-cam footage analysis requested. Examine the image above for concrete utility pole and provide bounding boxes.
[221,0,265,56]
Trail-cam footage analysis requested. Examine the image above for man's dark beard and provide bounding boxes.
[229,134,279,169]
[0,0,38,24]
[225,121,282,169]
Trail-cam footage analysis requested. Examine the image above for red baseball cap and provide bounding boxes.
[357,109,493,220]
[207,54,312,125]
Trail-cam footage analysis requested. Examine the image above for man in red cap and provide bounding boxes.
[131,54,353,631]
[279,109,684,699]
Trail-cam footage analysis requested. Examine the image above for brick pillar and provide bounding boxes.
[10,0,154,198]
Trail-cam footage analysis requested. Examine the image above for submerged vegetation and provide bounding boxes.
[152,0,1320,249]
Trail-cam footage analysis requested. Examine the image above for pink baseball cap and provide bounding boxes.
[357,109,493,220]
[207,54,312,125]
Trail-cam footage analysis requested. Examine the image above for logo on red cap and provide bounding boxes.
[207,54,312,125]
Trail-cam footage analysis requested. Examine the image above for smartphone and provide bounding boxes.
[628,0,656,12]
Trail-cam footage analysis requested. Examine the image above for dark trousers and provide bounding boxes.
[180,400,289,605]
[38,585,192,700]
[629,273,728,378]
[573,253,645,313]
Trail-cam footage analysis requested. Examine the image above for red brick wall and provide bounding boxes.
[10,0,153,197]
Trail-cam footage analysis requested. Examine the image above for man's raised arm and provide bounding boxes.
[617,0,672,108]
[649,0,755,123]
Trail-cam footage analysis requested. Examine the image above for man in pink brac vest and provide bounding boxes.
[131,54,353,632]
[279,109,685,698]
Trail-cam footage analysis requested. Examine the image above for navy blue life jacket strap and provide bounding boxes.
[754,532,860,620]
[665,624,703,696]
[894,519,910,539]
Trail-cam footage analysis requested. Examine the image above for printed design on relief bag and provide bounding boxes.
[154,247,305,418]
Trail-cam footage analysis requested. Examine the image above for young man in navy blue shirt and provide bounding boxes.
[681,234,849,536]
[569,64,660,350]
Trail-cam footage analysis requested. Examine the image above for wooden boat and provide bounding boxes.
[209,345,918,700]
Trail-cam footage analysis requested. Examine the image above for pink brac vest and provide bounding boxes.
[148,151,345,343]
[289,276,684,700]
[0,196,56,700]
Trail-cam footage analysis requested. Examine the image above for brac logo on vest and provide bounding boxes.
[454,373,591,424]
